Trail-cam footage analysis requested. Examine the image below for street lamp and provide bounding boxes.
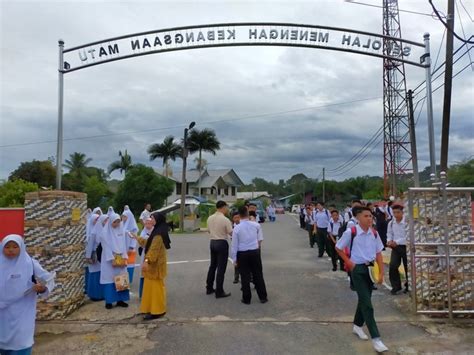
[180,121,196,232]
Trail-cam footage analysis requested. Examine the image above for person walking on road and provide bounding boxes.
[304,205,316,248]
[232,211,241,284]
[314,202,331,257]
[335,207,388,353]
[387,204,409,295]
[231,206,268,305]
[206,201,232,298]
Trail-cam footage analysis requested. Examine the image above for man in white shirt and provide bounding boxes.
[139,203,152,224]
[335,207,388,353]
[231,206,268,305]
[387,204,408,295]
[304,205,316,248]
[328,210,343,271]
[206,201,233,298]
[313,202,331,258]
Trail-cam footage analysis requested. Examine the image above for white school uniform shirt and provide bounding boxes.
[100,214,128,284]
[139,209,151,222]
[85,214,105,273]
[139,227,152,274]
[0,235,55,351]
[304,210,314,226]
[328,217,342,237]
[387,218,407,245]
[336,225,384,264]
[231,219,263,263]
[313,209,330,228]
[122,210,139,260]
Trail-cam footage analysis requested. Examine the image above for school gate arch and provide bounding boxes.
[55,22,435,188]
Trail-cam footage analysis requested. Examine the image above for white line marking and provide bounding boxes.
[167,261,190,265]
[191,259,210,263]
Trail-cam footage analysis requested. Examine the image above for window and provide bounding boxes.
[231,186,236,196]
[176,183,181,195]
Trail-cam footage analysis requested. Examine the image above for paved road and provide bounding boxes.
[34,214,474,354]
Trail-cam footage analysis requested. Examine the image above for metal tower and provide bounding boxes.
[382,0,412,197]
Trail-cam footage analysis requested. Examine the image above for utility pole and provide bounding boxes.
[322,168,326,204]
[180,121,196,232]
[407,90,420,187]
[440,0,455,172]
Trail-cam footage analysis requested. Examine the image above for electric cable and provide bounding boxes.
[429,0,474,44]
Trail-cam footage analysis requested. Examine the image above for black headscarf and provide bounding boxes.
[145,212,171,253]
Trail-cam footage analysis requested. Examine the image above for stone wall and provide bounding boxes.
[24,191,87,320]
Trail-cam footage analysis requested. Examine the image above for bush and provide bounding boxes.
[0,179,39,207]
[9,160,56,188]
[83,176,109,209]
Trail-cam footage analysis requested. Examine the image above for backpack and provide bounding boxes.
[96,243,103,263]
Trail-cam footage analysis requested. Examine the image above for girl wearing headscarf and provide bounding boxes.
[85,214,107,301]
[0,234,55,354]
[85,207,102,294]
[137,217,154,298]
[99,213,130,309]
[121,208,139,283]
[130,212,170,320]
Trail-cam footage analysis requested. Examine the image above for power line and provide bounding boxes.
[456,1,474,70]
[344,0,434,17]
[459,0,474,22]
[429,0,474,44]
[0,96,382,149]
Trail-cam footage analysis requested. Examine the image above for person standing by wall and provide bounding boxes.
[205,201,232,298]
[387,205,408,295]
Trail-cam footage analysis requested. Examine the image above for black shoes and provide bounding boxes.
[117,301,129,308]
[206,288,215,295]
[390,287,402,295]
[332,266,337,272]
[241,299,251,305]
[260,299,268,304]
[215,292,231,299]
[105,303,113,309]
[143,313,166,320]
[233,279,239,284]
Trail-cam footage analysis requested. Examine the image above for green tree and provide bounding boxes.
[108,150,132,175]
[114,164,174,214]
[9,160,56,187]
[83,176,109,208]
[187,128,221,194]
[63,152,92,179]
[147,136,182,177]
[448,158,474,187]
[0,179,39,207]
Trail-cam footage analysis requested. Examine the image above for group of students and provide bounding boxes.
[206,201,268,305]
[299,199,408,353]
[84,204,170,320]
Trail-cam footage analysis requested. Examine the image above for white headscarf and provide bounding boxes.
[0,235,33,309]
[86,208,102,243]
[101,213,127,261]
[122,209,138,234]
[107,206,115,217]
[91,214,109,244]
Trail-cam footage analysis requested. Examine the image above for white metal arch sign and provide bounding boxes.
[61,22,429,72]
[55,22,435,189]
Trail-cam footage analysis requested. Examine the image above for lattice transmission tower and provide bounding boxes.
[382,0,412,197]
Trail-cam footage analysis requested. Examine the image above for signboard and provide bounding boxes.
[62,22,427,72]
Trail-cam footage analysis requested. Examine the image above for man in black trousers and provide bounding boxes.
[231,206,268,304]
[206,200,232,298]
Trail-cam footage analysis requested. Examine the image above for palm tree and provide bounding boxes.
[63,152,92,178]
[187,128,221,195]
[108,150,132,175]
[147,136,182,177]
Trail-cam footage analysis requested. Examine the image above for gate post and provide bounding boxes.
[56,39,65,189]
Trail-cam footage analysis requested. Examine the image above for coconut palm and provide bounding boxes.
[63,152,92,178]
[187,128,220,195]
[108,150,132,175]
[147,136,182,177]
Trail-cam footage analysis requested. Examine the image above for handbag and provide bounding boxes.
[114,273,130,291]
[112,253,127,267]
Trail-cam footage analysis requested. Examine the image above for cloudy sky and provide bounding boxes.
[1,0,473,184]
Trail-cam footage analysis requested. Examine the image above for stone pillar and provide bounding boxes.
[23,191,87,320]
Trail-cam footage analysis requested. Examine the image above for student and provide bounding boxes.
[100,213,130,309]
[130,212,169,320]
[138,217,154,298]
[328,210,343,271]
[266,205,276,222]
[231,206,268,305]
[387,205,408,295]
[84,207,102,294]
[0,234,55,354]
[85,214,107,301]
[139,203,152,224]
[299,205,306,229]
[335,207,388,353]
[206,201,232,298]
[122,208,139,283]
[248,203,261,223]
[304,205,316,248]
[232,211,241,284]
[313,202,331,258]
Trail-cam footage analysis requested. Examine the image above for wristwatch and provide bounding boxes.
[144,259,149,263]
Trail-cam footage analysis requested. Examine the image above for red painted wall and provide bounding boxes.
[0,208,25,241]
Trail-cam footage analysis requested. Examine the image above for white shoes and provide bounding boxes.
[372,338,389,352]
[352,325,369,340]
